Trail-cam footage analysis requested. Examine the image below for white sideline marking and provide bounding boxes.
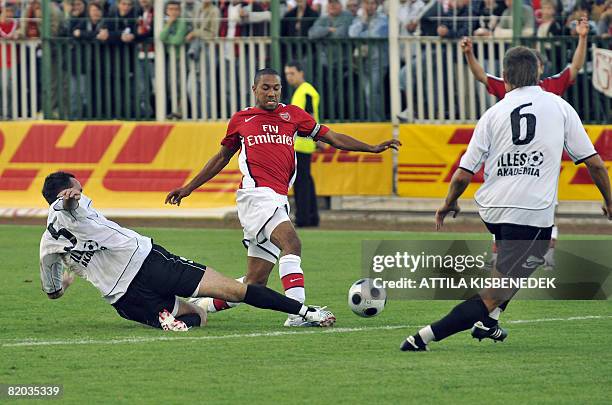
[1,315,610,348]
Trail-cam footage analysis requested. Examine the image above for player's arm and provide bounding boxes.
[460,37,487,85]
[436,112,490,229]
[165,145,238,206]
[40,257,75,299]
[582,155,612,220]
[569,17,589,81]
[435,168,472,230]
[319,129,401,153]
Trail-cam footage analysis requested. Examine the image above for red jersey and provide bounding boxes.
[221,103,329,195]
[485,66,574,99]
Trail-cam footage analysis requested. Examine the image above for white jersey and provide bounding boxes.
[459,86,597,227]
[39,195,152,304]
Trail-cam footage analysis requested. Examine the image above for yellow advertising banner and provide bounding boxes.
[398,124,612,200]
[0,122,392,211]
[311,123,393,195]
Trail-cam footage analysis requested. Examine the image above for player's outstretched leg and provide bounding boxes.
[400,294,491,352]
[196,267,335,327]
[193,255,277,314]
[270,221,314,327]
[190,276,245,314]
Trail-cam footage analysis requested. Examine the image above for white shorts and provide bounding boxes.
[236,187,291,263]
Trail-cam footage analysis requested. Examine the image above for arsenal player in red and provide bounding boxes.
[165,68,400,326]
[461,17,590,99]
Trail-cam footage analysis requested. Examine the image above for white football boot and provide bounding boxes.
[284,306,336,327]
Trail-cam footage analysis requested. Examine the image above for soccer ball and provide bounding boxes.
[348,278,386,318]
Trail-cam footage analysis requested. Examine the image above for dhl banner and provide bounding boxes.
[398,125,612,200]
[0,122,392,211]
[310,123,392,195]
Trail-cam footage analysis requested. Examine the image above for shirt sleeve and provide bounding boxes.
[459,114,491,174]
[40,253,63,294]
[563,102,597,165]
[292,106,329,140]
[540,67,574,96]
[485,75,507,99]
[221,114,242,151]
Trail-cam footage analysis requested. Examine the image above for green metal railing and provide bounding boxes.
[46,38,155,120]
[280,37,389,122]
[38,35,610,123]
[522,36,611,124]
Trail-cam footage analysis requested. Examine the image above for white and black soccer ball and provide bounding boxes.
[348,278,387,318]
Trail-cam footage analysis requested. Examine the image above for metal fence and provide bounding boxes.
[1,35,610,123]
[164,38,270,121]
[0,40,40,120]
[280,38,389,123]
[396,36,611,124]
[47,38,156,120]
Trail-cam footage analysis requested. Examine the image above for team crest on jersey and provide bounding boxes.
[279,112,291,121]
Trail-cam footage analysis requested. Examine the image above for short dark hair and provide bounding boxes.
[166,0,181,8]
[253,68,281,86]
[503,46,539,88]
[42,172,75,204]
[532,49,544,65]
[88,1,103,12]
[285,60,304,72]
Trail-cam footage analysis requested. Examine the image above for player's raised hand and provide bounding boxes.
[57,187,81,201]
[460,37,473,54]
[575,16,589,37]
[165,187,192,206]
[371,139,402,153]
[435,201,460,230]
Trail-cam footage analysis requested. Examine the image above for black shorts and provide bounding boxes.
[485,222,553,278]
[111,244,206,328]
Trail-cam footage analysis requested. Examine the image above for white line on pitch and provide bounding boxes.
[1,315,610,348]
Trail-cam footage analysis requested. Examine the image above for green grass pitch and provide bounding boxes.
[1,225,610,404]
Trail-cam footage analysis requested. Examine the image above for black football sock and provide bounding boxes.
[243,284,304,315]
[430,295,490,341]
[176,313,202,328]
[483,311,500,328]
[498,300,510,311]
[482,299,511,328]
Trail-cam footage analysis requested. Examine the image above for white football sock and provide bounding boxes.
[279,254,305,303]
[489,307,502,321]
[418,325,435,344]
